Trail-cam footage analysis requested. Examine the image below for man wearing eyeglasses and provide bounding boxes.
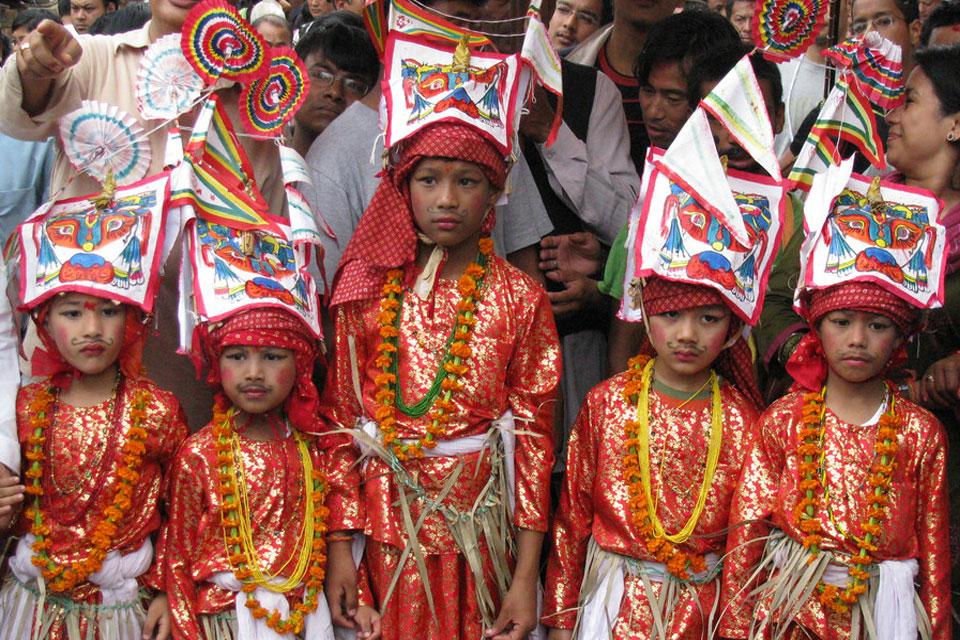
[849,0,921,69]
[290,11,379,157]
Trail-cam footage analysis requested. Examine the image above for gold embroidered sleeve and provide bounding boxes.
[506,286,560,532]
[718,398,790,638]
[915,412,951,639]
[162,439,208,640]
[320,302,369,432]
[542,388,599,629]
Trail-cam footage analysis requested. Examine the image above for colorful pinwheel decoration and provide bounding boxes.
[59,100,152,184]
[181,0,267,85]
[239,47,310,136]
[137,33,205,120]
[752,0,828,58]
[825,32,904,112]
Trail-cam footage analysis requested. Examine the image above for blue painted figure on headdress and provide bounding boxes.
[35,190,155,290]
[400,55,505,126]
[658,181,772,301]
[195,219,310,311]
[825,182,937,292]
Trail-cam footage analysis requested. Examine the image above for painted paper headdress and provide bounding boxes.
[174,96,322,361]
[621,55,785,325]
[179,213,321,356]
[17,171,170,313]
[382,32,527,158]
[627,148,785,324]
[795,159,946,316]
[380,0,562,159]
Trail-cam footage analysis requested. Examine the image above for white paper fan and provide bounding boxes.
[59,100,152,184]
[137,33,205,120]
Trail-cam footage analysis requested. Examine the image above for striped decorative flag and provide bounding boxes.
[700,54,781,181]
[786,80,885,192]
[363,0,491,59]
[825,32,904,111]
[392,0,490,47]
[362,0,388,57]
[170,95,283,234]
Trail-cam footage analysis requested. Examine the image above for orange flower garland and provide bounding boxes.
[794,386,900,614]
[374,236,494,460]
[25,383,152,593]
[621,354,708,580]
[213,405,330,635]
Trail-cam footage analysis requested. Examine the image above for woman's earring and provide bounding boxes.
[949,133,957,142]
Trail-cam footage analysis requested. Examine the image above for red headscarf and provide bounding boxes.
[638,277,763,410]
[31,301,147,389]
[786,282,919,391]
[330,122,509,307]
[202,307,320,432]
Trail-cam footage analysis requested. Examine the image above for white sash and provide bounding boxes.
[208,572,335,640]
[0,534,151,640]
[771,535,920,640]
[577,538,721,639]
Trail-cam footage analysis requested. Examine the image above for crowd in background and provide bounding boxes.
[2,0,960,634]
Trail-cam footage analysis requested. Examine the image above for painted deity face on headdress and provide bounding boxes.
[796,164,946,316]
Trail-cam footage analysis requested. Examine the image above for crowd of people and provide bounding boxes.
[0,0,959,637]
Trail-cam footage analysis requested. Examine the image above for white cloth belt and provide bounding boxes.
[209,572,335,640]
[10,533,152,606]
[818,559,919,640]
[578,538,720,639]
[355,410,518,513]
[771,533,919,640]
[0,534,151,640]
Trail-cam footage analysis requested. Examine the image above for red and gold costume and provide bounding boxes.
[542,278,761,639]
[323,121,560,639]
[719,283,952,639]
[0,308,188,640]
[161,308,361,639]
[162,420,361,638]
[325,256,559,638]
[543,372,758,637]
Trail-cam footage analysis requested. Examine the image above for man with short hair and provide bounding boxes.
[921,0,960,44]
[725,0,754,43]
[291,11,378,156]
[11,9,61,45]
[547,0,609,50]
[849,0,921,69]
[334,0,365,13]
[566,0,680,171]
[70,0,114,33]
[919,0,942,22]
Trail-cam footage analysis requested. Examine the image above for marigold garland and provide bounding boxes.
[793,385,900,614]
[213,405,330,635]
[374,236,494,460]
[621,354,722,581]
[25,382,152,593]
